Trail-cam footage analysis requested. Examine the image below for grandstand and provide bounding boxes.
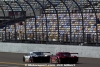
[0,0,100,45]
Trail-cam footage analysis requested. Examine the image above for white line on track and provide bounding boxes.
[0,65,8,66]
[7,66,19,67]
[0,62,24,66]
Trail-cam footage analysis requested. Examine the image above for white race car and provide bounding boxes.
[23,52,51,63]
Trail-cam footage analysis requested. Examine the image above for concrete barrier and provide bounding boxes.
[0,42,100,58]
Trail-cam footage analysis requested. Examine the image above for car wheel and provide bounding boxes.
[74,61,78,64]
[29,57,32,63]
[30,57,33,63]
[50,58,52,63]
[58,59,61,64]
[23,57,25,62]
[56,59,59,64]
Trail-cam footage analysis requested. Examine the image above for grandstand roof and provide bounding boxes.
[0,0,100,28]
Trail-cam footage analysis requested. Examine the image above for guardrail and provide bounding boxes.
[0,42,100,58]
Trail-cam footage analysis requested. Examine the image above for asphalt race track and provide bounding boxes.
[0,52,99,67]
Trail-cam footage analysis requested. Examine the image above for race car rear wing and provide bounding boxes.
[32,52,50,53]
[70,53,78,54]
[42,52,51,55]
[70,53,78,56]
[42,52,50,53]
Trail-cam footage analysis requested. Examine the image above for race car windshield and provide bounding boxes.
[27,53,33,55]
[61,53,71,57]
[34,52,43,55]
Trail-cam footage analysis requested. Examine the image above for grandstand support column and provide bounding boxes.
[14,23,17,40]
[82,12,84,43]
[42,18,44,42]
[24,0,37,42]
[87,0,98,45]
[72,0,84,43]
[96,16,98,45]
[44,3,48,43]
[35,0,48,43]
[4,18,7,41]
[47,0,59,42]
[2,33,3,41]
[15,1,27,41]
[4,1,16,41]
[0,5,6,41]
[60,0,72,44]
[4,14,7,41]
[15,1,26,41]
[24,20,27,40]
[42,0,44,42]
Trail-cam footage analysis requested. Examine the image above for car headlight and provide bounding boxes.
[45,55,48,56]
[35,55,38,57]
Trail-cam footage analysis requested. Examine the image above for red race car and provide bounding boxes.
[50,52,78,64]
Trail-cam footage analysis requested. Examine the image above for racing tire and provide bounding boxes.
[74,61,78,64]
[23,57,25,62]
[55,59,59,64]
[50,58,52,63]
[58,58,61,64]
[29,57,33,63]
